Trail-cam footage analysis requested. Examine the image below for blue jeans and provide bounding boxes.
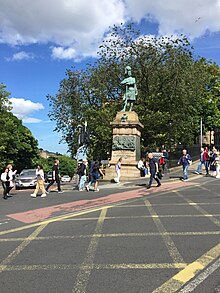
[79,175,86,190]
[183,165,189,180]
[196,161,203,173]
[148,171,160,187]
[204,161,209,175]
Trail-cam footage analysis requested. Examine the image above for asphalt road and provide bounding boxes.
[0,173,220,293]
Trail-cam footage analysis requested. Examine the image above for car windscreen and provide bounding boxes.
[20,171,36,177]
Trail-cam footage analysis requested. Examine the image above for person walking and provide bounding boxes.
[114,157,122,183]
[210,148,217,177]
[1,167,11,199]
[30,164,47,198]
[45,159,63,193]
[94,161,104,192]
[195,147,205,175]
[86,159,96,191]
[215,152,220,178]
[202,147,210,176]
[147,153,161,189]
[6,164,17,195]
[78,159,88,191]
[178,149,192,181]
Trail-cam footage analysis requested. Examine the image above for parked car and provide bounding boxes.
[61,175,71,182]
[15,169,37,189]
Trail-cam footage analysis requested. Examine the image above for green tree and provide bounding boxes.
[47,24,220,157]
[39,155,76,177]
[0,83,40,171]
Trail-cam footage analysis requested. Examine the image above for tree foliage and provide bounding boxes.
[0,84,40,172]
[47,24,220,158]
[37,155,76,177]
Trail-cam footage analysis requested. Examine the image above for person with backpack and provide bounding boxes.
[147,153,161,189]
[78,159,88,191]
[86,160,104,192]
[178,149,192,181]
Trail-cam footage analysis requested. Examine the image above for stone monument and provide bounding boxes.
[105,66,144,180]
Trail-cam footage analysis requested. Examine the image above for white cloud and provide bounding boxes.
[1,0,220,61]
[51,47,76,60]
[9,98,44,122]
[0,0,125,59]
[22,117,43,123]
[125,0,220,38]
[7,51,34,61]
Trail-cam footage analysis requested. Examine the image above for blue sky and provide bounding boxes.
[1,0,220,155]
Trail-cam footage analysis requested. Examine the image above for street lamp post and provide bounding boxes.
[200,117,203,147]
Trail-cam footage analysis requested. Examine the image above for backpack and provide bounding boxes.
[77,164,82,175]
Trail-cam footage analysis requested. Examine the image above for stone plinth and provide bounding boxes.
[105,111,144,180]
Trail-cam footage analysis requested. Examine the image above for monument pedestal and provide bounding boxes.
[104,111,144,180]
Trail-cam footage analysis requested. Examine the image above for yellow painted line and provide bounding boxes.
[0,180,216,238]
[198,185,220,197]
[176,191,220,228]
[0,204,114,236]
[60,214,220,221]
[112,203,220,207]
[0,262,187,272]
[153,243,220,293]
[0,230,220,243]
[144,200,185,265]
[0,182,198,237]
[72,208,107,293]
[0,224,47,273]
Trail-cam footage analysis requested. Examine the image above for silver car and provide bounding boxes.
[15,169,37,189]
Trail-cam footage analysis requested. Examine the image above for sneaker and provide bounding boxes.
[156,183,161,187]
[41,194,47,198]
[30,193,37,198]
[194,171,199,175]
[146,186,151,189]
[86,185,90,192]
[79,189,83,191]
[45,190,49,194]
[94,189,99,192]
[58,191,64,193]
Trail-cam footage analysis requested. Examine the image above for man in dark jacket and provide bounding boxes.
[45,159,63,193]
[147,153,161,189]
[178,149,192,181]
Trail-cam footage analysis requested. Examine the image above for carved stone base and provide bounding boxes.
[104,111,144,181]
[104,163,141,181]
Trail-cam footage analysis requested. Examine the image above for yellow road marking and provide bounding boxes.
[144,200,185,265]
[72,208,107,293]
[59,214,220,221]
[0,262,187,272]
[153,243,220,293]
[176,191,220,228]
[112,203,220,207]
[0,204,114,236]
[0,182,200,237]
[0,224,47,273]
[0,230,220,242]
